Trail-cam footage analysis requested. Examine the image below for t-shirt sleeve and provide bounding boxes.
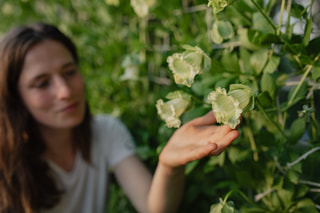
[93,115,136,168]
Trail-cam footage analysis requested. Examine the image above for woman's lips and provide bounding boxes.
[60,103,78,112]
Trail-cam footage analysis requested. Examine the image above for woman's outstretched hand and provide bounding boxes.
[159,110,240,169]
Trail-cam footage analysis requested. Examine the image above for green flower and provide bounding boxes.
[228,84,255,112]
[120,54,140,81]
[156,91,191,128]
[208,0,236,14]
[105,0,119,6]
[167,45,211,87]
[131,0,155,18]
[207,87,242,129]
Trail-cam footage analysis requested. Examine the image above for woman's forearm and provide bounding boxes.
[148,163,185,213]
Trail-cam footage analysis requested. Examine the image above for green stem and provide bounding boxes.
[191,95,205,105]
[256,100,288,140]
[139,16,147,64]
[277,0,286,35]
[282,65,313,128]
[244,126,259,161]
[223,189,260,208]
[250,0,277,33]
[285,0,292,38]
[288,65,312,106]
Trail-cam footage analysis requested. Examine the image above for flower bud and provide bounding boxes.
[156,91,191,128]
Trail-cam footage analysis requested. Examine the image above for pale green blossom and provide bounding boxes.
[105,0,119,6]
[131,0,156,18]
[208,0,228,13]
[207,85,255,129]
[120,54,140,81]
[167,45,211,87]
[208,0,236,14]
[207,87,242,129]
[156,91,191,128]
[228,84,255,112]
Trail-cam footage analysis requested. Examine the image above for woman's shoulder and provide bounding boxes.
[91,114,127,136]
[92,114,121,126]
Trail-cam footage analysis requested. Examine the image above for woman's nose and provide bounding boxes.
[54,76,72,99]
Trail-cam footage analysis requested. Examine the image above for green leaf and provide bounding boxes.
[217,20,234,40]
[238,28,261,51]
[207,151,226,167]
[312,66,320,80]
[295,184,309,199]
[259,33,281,45]
[239,48,254,74]
[287,81,308,106]
[289,118,306,144]
[227,147,250,164]
[290,2,306,18]
[210,198,239,213]
[253,12,274,34]
[257,91,273,107]
[287,169,300,184]
[263,56,280,74]
[261,73,276,98]
[307,37,320,57]
[185,160,200,175]
[295,198,318,213]
[303,16,313,46]
[211,21,224,44]
[250,49,269,74]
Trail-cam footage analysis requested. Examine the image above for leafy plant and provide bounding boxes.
[156,0,320,212]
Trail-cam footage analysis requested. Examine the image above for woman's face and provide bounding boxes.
[18,39,86,130]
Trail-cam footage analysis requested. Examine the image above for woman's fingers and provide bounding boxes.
[209,130,239,156]
[190,111,217,126]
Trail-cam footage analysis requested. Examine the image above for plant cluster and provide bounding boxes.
[155,0,320,212]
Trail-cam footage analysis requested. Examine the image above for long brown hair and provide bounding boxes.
[0,23,92,213]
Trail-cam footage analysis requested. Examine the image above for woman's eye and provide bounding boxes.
[65,69,76,76]
[35,80,49,88]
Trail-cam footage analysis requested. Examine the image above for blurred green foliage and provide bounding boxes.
[1,0,320,212]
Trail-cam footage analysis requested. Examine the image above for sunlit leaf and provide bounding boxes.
[253,12,274,33]
[250,49,269,74]
[263,56,280,74]
[312,66,320,80]
[261,72,276,98]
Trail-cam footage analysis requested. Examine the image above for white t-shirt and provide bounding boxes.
[41,114,135,213]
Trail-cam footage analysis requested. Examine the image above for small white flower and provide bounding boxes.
[207,87,242,129]
[156,91,191,128]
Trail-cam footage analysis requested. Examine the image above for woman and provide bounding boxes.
[0,23,239,213]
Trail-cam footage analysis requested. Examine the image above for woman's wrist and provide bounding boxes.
[157,160,185,176]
